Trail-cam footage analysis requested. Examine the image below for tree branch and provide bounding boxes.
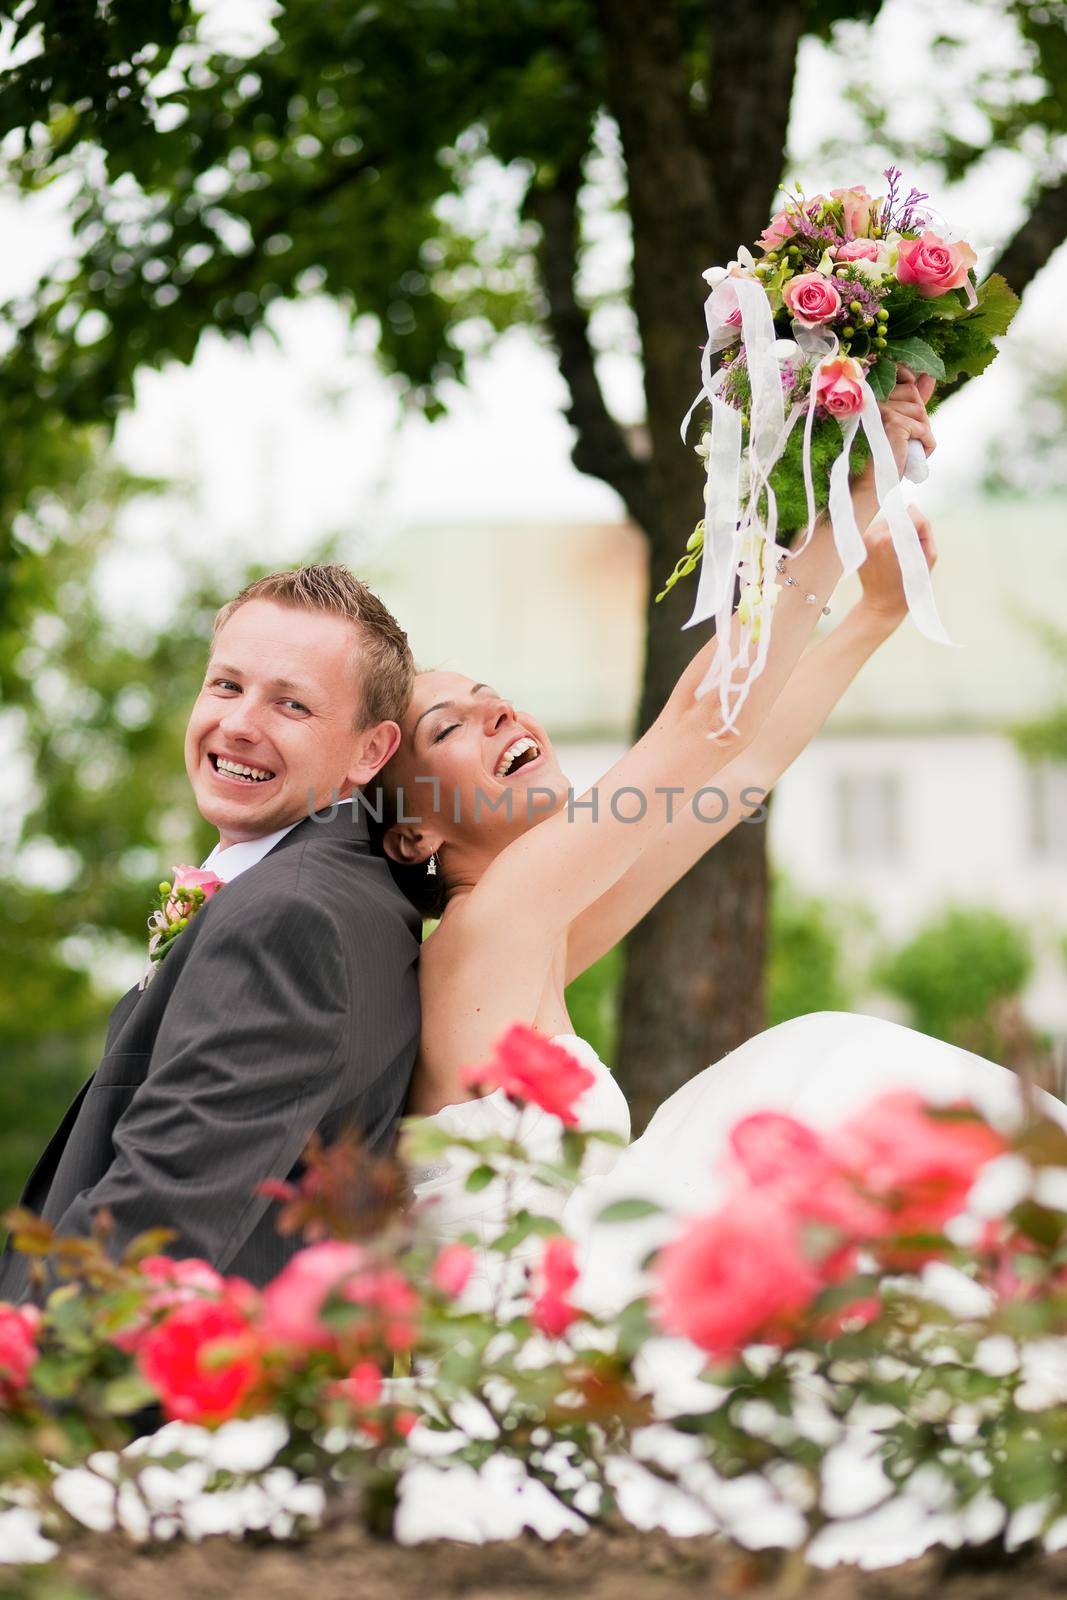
[526,167,658,535]
[989,170,1067,295]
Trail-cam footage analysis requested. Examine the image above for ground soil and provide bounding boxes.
[4,1528,1067,1600]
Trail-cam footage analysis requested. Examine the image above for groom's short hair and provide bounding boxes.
[214,564,413,727]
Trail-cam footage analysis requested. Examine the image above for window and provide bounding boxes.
[834,772,902,862]
[1027,762,1067,860]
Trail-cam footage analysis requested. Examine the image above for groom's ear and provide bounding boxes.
[348,719,402,786]
[382,823,440,869]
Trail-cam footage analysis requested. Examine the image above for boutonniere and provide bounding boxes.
[139,865,224,990]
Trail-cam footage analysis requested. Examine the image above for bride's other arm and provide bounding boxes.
[565,504,937,980]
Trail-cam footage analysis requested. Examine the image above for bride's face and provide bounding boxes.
[388,671,570,857]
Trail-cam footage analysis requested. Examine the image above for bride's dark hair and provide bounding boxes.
[367,769,449,921]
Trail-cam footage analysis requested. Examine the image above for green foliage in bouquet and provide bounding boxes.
[871,275,1021,394]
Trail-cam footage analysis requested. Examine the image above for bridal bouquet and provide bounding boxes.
[664,171,1019,728]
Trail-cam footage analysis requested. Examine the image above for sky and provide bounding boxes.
[1,0,1064,633]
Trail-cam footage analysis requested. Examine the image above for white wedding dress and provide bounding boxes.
[23,1013,1067,1571]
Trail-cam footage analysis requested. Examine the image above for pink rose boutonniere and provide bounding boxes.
[139,864,224,989]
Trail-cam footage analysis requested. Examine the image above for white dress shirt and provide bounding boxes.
[201,798,354,882]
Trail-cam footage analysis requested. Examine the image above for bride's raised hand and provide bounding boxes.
[851,366,935,528]
[858,503,938,625]
[884,365,936,475]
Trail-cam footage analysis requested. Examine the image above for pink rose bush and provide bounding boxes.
[2,1020,1066,1557]
[654,1092,1015,1360]
[654,1193,820,1357]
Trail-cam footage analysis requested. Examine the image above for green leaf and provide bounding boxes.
[464,1164,496,1193]
[596,1197,664,1223]
[491,1211,560,1253]
[883,336,946,381]
[867,356,898,400]
[968,273,1021,341]
[102,1371,159,1414]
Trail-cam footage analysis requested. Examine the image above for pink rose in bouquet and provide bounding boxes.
[460,1023,596,1126]
[814,355,866,417]
[834,238,880,262]
[759,207,797,249]
[654,1193,820,1359]
[137,1281,262,1424]
[782,272,842,327]
[896,230,978,300]
[705,276,744,347]
[831,184,881,238]
[0,1302,40,1400]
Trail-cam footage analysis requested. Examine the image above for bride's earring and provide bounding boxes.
[426,853,438,877]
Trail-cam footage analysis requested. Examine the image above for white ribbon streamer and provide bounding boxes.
[684,386,742,628]
[825,414,868,577]
[859,384,955,646]
[733,276,785,479]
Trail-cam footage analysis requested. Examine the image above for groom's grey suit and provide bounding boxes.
[0,805,421,1304]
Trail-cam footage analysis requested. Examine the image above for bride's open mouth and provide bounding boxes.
[493,736,543,781]
[208,752,278,787]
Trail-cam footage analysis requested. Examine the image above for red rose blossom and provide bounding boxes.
[137,1283,262,1424]
[459,1024,596,1126]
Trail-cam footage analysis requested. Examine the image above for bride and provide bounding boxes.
[378,373,1066,1306]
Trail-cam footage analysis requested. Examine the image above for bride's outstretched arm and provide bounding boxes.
[429,380,934,1069]
[565,506,937,981]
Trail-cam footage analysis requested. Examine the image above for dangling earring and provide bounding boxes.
[426,853,438,877]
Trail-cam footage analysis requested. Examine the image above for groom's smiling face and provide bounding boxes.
[185,599,400,847]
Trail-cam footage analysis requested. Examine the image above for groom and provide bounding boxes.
[0,565,422,1305]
